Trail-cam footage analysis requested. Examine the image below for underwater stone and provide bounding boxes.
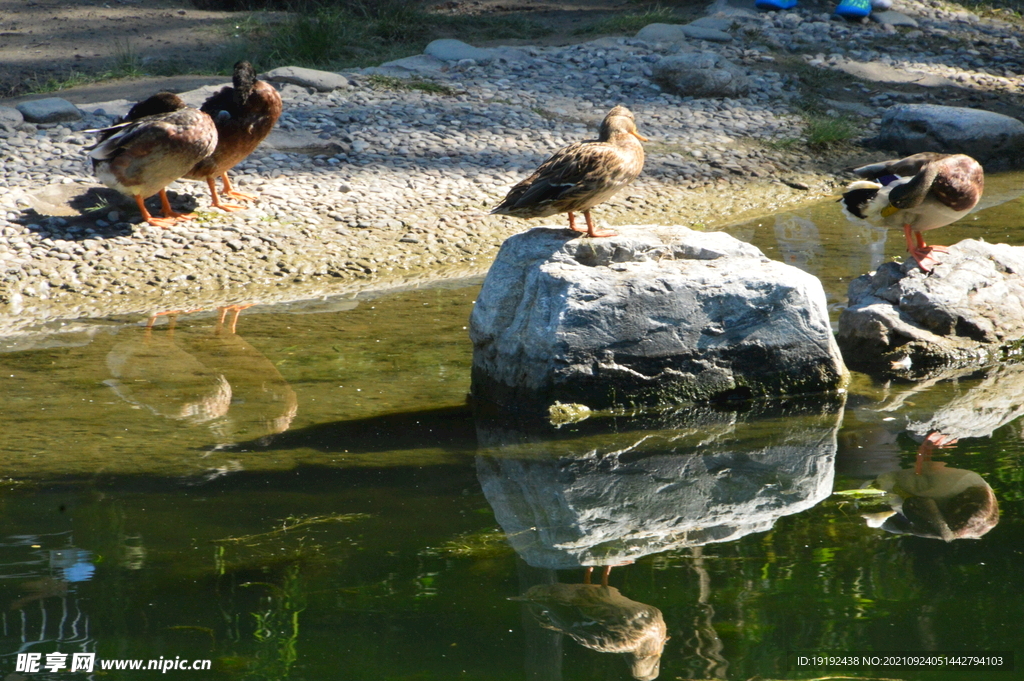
[469,226,847,412]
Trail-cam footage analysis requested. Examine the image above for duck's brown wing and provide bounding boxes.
[853,152,949,180]
[494,141,638,215]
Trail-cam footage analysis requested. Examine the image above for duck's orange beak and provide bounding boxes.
[632,130,649,142]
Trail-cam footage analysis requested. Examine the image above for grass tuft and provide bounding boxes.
[367,74,457,95]
[573,5,677,35]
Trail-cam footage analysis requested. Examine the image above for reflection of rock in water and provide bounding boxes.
[477,401,842,569]
[773,214,823,270]
[866,459,999,541]
[903,363,1024,442]
[513,583,667,681]
[104,327,231,424]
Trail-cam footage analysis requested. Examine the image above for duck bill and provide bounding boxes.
[632,130,649,142]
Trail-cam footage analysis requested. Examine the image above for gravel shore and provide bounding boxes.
[1,0,1022,336]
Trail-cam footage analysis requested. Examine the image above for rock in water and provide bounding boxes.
[469,226,847,412]
[838,239,1024,371]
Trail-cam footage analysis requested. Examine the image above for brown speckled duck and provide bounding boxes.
[841,152,984,271]
[491,105,647,238]
[185,61,283,212]
[88,93,217,228]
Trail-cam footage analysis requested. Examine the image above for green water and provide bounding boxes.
[1,175,1023,680]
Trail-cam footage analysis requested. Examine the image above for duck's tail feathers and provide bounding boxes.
[841,180,884,220]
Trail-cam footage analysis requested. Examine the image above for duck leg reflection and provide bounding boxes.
[916,430,958,474]
[217,304,253,334]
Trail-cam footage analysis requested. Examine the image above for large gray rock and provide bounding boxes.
[262,66,350,92]
[424,38,494,63]
[477,403,841,569]
[876,105,1024,170]
[650,52,749,98]
[838,239,1024,371]
[15,97,82,123]
[470,226,847,412]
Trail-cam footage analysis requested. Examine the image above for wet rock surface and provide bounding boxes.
[838,239,1024,371]
[470,226,847,411]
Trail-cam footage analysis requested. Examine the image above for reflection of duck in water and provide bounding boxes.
[512,578,668,681]
[180,305,297,444]
[105,307,296,443]
[863,432,999,541]
[104,315,231,425]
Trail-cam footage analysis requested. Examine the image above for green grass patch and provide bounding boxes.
[802,112,859,149]
[367,74,457,95]
[573,5,678,35]
[237,1,550,72]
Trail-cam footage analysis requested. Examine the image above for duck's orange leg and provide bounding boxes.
[206,177,247,213]
[583,210,616,238]
[566,211,587,233]
[904,225,947,271]
[158,190,196,222]
[220,174,259,202]
[135,195,177,228]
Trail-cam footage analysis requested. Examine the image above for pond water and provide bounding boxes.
[1,174,1024,680]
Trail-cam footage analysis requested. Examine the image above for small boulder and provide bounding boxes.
[650,52,750,98]
[635,23,690,43]
[871,10,919,27]
[838,240,1024,371]
[15,98,82,124]
[262,66,350,92]
[365,54,446,78]
[679,24,733,42]
[470,226,847,413]
[424,38,494,64]
[0,106,24,126]
[876,104,1024,170]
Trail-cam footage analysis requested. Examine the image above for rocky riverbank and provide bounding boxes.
[1,0,1022,337]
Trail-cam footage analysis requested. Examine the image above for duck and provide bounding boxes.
[88,92,218,228]
[840,152,984,271]
[491,105,647,238]
[184,61,283,212]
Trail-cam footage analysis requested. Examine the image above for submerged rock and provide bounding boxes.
[469,226,846,412]
[837,239,1024,371]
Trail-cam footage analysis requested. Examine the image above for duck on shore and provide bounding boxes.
[184,61,283,212]
[491,105,647,238]
[87,92,217,228]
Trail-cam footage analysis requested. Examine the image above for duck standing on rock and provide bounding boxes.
[491,105,647,238]
[185,61,283,212]
[88,93,217,228]
[841,152,984,271]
